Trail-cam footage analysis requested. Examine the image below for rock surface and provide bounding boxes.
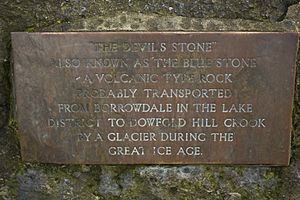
[0,1,300,199]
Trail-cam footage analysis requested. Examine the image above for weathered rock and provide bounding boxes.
[0,186,9,200]
[286,2,300,30]
[0,0,300,199]
[0,20,8,130]
[137,166,280,199]
[17,170,51,199]
[98,167,121,197]
[1,0,299,31]
[42,13,298,32]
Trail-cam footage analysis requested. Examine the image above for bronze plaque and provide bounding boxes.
[12,32,298,165]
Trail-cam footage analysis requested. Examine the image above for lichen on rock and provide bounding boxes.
[0,1,300,199]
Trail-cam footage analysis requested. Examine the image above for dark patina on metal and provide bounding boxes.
[11,32,298,165]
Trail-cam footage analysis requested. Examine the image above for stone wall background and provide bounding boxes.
[0,1,300,199]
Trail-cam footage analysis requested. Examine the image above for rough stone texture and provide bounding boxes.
[43,13,298,32]
[286,3,300,30]
[0,1,300,200]
[0,19,9,130]
[2,0,300,24]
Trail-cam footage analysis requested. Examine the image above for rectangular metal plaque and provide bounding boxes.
[12,32,298,165]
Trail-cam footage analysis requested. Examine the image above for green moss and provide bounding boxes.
[8,118,17,133]
[25,26,35,32]
[264,170,275,180]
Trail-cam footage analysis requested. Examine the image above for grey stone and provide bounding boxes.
[98,168,121,197]
[286,2,300,30]
[0,0,300,199]
[138,166,279,199]
[59,178,78,199]
[43,13,298,32]
[0,186,9,200]
[17,170,52,200]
